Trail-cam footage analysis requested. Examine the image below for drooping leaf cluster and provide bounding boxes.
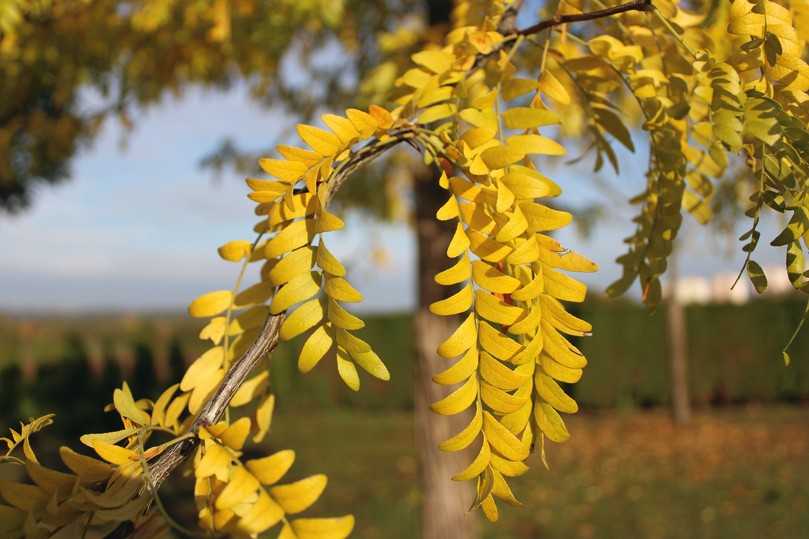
[4,0,809,537]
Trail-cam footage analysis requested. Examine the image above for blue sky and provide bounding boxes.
[0,84,787,313]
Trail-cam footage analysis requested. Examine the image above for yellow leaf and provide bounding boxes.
[538,70,571,104]
[265,220,314,259]
[271,474,328,514]
[321,114,359,146]
[475,290,523,325]
[534,402,570,443]
[478,321,522,361]
[253,394,276,443]
[91,441,135,465]
[259,158,307,182]
[284,515,355,539]
[437,312,477,358]
[439,401,483,452]
[452,437,491,481]
[234,281,273,308]
[507,134,565,156]
[535,372,579,413]
[541,320,587,368]
[472,260,520,293]
[299,325,333,373]
[502,107,559,129]
[345,108,377,137]
[480,144,524,170]
[327,299,365,330]
[369,105,394,128]
[351,349,390,381]
[196,441,231,481]
[231,371,270,407]
[215,465,259,510]
[419,103,457,123]
[412,49,454,74]
[336,351,360,391]
[219,417,251,450]
[268,247,314,286]
[314,209,345,233]
[436,195,460,221]
[502,169,559,199]
[180,347,224,392]
[323,277,363,302]
[540,353,583,384]
[435,254,471,285]
[502,78,539,101]
[480,352,527,391]
[235,490,285,534]
[59,446,112,483]
[246,450,295,485]
[113,383,151,426]
[217,240,252,262]
[480,381,527,414]
[189,290,233,318]
[297,124,341,156]
[543,267,587,302]
[281,298,324,340]
[491,454,530,477]
[433,347,478,385]
[483,412,528,461]
[270,272,320,314]
[316,241,346,276]
[462,126,497,148]
[446,221,471,258]
[189,367,224,415]
[429,283,473,316]
[431,375,478,415]
[481,494,499,522]
[522,203,572,232]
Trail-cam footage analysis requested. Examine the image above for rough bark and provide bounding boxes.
[666,251,692,425]
[413,167,479,539]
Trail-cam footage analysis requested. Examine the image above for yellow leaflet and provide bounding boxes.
[502,168,560,199]
[327,298,365,329]
[502,78,539,101]
[491,454,530,477]
[91,441,135,466]
[508,304,540,335]
[314,209,344,233]
[188,290,233,318]
[231,371,270,407]
[368,105,393,128]
[452,437,490,481]
[270,272,320,314]
[436,195,460,221]
[540,353,583,384]
[491,469,522,506]
[180,347,224,392]
[297,124,341,156]
[419,103,457,123]
[277,144,320,164]
[234,281,273,308]
[218,240,252,262]
[229,305,270,335]
[480,144,524,170]
[253,393,275,443]
[246,450,295,486]
[419,85,454,107]
[500,396,532,433]
[437,312,477,358]
[316,241,346,276]
[469,230,512,262]
[495,181,515,213]
[479,352,528,390]
[345,108,378,138]
[199,316,227,344]
[429,283,473,316]
[462,126,497,148]
[472,260,520,294]
[189,367,224,414]
[267,192,315,226]
[539,248,598,273]
[511,270,542,302]
[265,220,314,259]
[398,67,433,88]
[431,375,478,415]
[496,206,529,243]
[542,266,587,302]
[299,325,333,373]
[541,320,587,368]
[271,474,328,514]
[59,446,112,483]
[481,494,499,522]
[280,298,324,340]
[219,417,251,450]
[435,253,471,285]
[236,490,285,534]
[352,349,390,381]
[535,372,579,414]
[502,107,559,129]
[478,321,522,361]
[439,401,483,453]
[475,290,523,325]
[541,295,592,334]
[447,221,470,258]
[480,381,527,414]
[215,466,259,510]
[281,516,355,539]
[112,383,150,426]
[534,402,570,443]
[506,236,539,265]
[433,347,478,385]
[321,113,358,146]
[336,329,371,355]
[259,158,307,182]
[412,49,454,74]
[483,411,528,462]
[538,70,571,105]
[336,350,360,391]
[323,276,363,302]
[507,134,566,156]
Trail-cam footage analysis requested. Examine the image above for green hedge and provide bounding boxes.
[1,298,807,436]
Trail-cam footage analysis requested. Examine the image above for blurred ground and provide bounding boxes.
[236,406,809,539]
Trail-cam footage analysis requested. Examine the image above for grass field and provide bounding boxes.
[243,406,809,539]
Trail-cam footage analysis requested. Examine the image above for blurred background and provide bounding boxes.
[1,1,807,538]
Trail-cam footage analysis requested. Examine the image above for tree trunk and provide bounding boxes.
[413,168,479,539]
[666,251,691,425]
